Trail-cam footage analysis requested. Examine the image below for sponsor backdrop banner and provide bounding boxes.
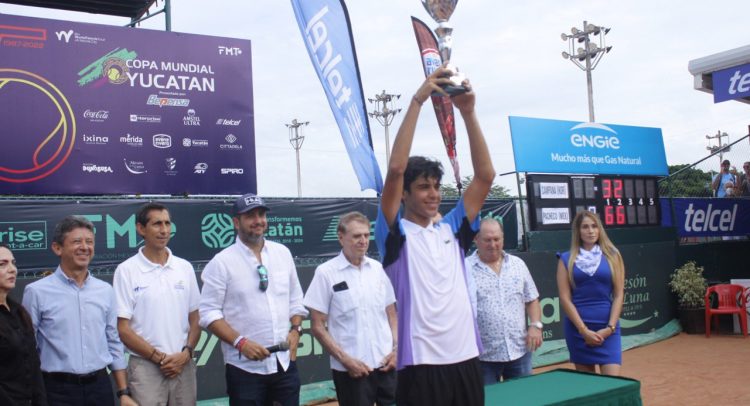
[1,197,517,270]
[291,0,383,193]
[660,197,749,237]
[712,62,750,103]
[509,116,668,176]
[0,13,255,194]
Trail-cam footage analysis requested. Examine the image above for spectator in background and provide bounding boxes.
[724,181,736,197]
[738,161,750,196]
[712,159,736,197]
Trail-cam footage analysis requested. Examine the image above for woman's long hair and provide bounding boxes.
[567,211,624,286]
[0,244,34,336]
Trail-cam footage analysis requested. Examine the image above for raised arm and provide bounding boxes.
[452,80,495,222]
[380,67,452,226]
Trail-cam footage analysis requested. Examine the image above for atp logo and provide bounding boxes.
[201,213,235,249]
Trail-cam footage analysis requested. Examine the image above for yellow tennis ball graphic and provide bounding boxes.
[0,69,76,183]
[106,67,121,82]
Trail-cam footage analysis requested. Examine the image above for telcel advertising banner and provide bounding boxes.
[0,14,255,194]
[660,197,750,237]
[712,62,750,103]
[509,116,668,176]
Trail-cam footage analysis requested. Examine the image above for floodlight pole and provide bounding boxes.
[561,20,612,123]
[286,119,309,198]
[368,90,402,164]
[706,130,729,163]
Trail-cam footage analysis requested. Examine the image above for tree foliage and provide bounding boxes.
[660,164,713,197]
[440,176,512,198]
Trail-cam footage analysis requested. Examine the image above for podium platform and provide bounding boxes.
[485,369,642,405]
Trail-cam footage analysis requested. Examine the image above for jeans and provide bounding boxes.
[225,360,300,406]
[480,351,532,385]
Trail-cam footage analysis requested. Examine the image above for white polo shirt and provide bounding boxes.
[113,247,200,355]
[303,252,396,371]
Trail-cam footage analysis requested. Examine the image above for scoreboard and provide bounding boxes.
[527,174,660,231]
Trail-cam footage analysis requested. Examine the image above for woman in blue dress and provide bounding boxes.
[556,211,625,376]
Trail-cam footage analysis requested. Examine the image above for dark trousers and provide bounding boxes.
[396,357,484,406]
[225,360,300,406]
[331,368,396,406]
[42,371,114,406]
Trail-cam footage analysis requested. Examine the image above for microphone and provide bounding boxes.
[265,341,290,353]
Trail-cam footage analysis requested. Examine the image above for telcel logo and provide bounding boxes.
[683,203,737,232]
[0,221,47,250]
[569,122,620,150]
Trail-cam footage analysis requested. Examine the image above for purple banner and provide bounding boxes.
[0,14,255,194]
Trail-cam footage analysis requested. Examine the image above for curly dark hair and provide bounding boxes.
[403,156,443,193]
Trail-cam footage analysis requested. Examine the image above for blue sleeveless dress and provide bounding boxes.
[558,251,621,365]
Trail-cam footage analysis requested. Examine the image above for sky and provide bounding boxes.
[1,0,749,198]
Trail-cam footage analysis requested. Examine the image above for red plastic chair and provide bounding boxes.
[705,284,748,338]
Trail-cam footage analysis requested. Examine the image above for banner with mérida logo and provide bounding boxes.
[509,116,668,176]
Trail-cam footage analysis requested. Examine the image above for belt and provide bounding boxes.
[42,368,107,385]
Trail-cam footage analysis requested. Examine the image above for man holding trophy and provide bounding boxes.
[374,3,495,405]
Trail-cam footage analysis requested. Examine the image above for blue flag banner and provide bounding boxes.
[291,0,383,193]
[660,197,750,237]
[509,116,668,176]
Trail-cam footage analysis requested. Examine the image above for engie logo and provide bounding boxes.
[0,221,47,250]
[569,122,620,150]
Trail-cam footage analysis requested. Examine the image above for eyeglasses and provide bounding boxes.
[257,265,268,292]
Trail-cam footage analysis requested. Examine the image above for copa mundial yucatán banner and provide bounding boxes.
[0,13,255,194]
[509,116,668,176]
[290,0,383,194]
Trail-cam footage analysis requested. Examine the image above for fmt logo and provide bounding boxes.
[0,221,47,250]
[218,46,242,56]
[569,122,620,150]
[55,29,73,42]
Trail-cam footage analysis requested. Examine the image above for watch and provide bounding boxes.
[290,324,303,334]
[116,388,131,398]
[530,321,543,329]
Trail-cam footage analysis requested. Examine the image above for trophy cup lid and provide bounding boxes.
[421,0,458,23]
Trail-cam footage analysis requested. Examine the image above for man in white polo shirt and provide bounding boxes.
[113,202,201,405]
[305,211,397,406]
[375,67,495,406]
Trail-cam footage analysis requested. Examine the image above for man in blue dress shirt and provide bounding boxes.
[23,216,137,406]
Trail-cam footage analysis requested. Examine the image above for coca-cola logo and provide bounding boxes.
[83,109,109,122]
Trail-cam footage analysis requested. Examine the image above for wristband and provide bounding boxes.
[116,388,131,398]
[233,335,245,348]
[182,345,195,358]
